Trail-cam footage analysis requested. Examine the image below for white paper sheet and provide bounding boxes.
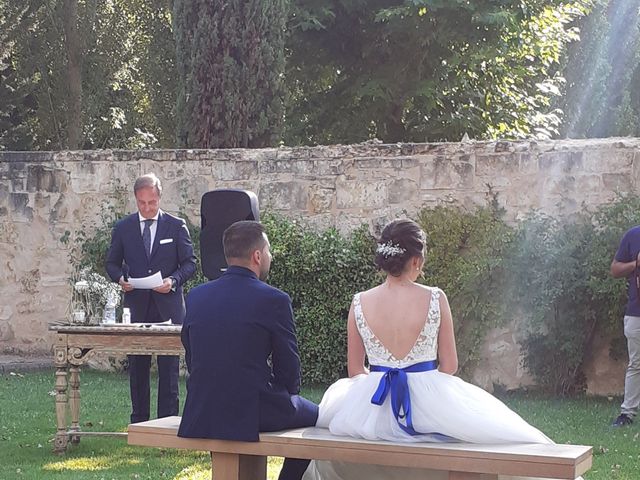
[128,271,164,289]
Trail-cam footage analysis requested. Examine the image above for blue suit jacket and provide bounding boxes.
[178,266,306,441]
[105,210,196,324]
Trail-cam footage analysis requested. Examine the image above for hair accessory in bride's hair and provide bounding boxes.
[376,241,406,258]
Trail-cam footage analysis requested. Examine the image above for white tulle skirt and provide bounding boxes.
[302,369,556,480]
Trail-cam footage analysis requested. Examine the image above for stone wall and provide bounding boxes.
[1,137,638,393]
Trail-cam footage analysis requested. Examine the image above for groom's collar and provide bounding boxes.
[224,265,257,279]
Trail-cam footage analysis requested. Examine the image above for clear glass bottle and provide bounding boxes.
[103,292,117,324]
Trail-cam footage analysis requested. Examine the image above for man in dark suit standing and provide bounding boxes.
[178,221,318,480]
[106,173,196,423]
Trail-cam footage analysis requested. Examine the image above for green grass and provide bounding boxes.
[0,370,636,479]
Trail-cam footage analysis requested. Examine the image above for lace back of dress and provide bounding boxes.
[354,288,442,368]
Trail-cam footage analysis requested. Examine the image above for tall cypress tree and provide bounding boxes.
[174,0,288,148]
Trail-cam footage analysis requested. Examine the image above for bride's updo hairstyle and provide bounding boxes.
[374,219,426,277]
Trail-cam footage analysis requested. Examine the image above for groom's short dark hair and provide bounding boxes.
[223,221,267,260]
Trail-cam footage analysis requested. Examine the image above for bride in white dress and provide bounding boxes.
[302,219,565,480]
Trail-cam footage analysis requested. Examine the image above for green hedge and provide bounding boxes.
[262,214,379,384]
[68,195,639,392]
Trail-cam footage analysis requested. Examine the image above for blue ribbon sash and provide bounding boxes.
[370,360,437,436]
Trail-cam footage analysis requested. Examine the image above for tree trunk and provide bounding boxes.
[62,0,82,149]
[382,102,407,143]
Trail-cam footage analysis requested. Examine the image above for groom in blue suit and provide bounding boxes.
[179,220,318,480]
[106,173,196,423]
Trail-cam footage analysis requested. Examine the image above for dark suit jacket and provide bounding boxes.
[105,210,196,324]
[178,266,309,441]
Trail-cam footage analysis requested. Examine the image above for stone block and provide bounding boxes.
[308,145,347,159]
[419,156,474,190]
[542,175,576,197]
[388,179,419,204]
[602,173,633,192]
[80,150,115,163]
[260,181,308,210]
[4,151,54,163]
[26,165,69,193]
[575,174,602,194]
[20,268,40,295]
[258,159,314,175]
[336,178,387,209]
[0,222,18,243]
[0,183,8,204]
[354,157,404,169]
[583,149,634,173]
[309,186,334,213]
[211,160,258,180]
[3,161,26,182]
[274,147,313,161]
[538,151,583,173]
[0,320,15,342]
[0,305,12,321]
[476,154,518,176]
[313,159,346,176]
[9,193,32,221]
[401,143,448,156]
[11,177,24,191]
[163,176,210,210]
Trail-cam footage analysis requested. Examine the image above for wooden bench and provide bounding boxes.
[127,416,592,480]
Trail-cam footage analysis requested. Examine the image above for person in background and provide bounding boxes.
[610,225,640,426]
[106,173,196,423]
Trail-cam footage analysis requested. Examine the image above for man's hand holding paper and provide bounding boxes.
[128,271,164,289]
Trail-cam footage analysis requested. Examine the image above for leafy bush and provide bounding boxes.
[506,212,599,394]
[507,196,640,394]
[417,192,516,377]
[262,214,379,384]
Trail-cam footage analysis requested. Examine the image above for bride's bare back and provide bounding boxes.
[359,283,431,361]
[347,280,457,377]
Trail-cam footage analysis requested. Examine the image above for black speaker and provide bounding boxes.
[200,189,260,280]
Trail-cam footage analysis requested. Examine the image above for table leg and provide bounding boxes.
[211,452,267,480]
[53,364,69,454]
[69,365,81,444]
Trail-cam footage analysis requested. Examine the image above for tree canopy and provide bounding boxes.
[2,0,638,150]
[283,0,592,144]
[0,0,177,150]
[560,0,640,138]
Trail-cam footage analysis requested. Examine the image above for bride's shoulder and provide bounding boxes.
[353,285,383,302]
[415,284,447,298]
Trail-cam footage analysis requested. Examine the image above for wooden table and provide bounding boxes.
[49,324,183,454]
